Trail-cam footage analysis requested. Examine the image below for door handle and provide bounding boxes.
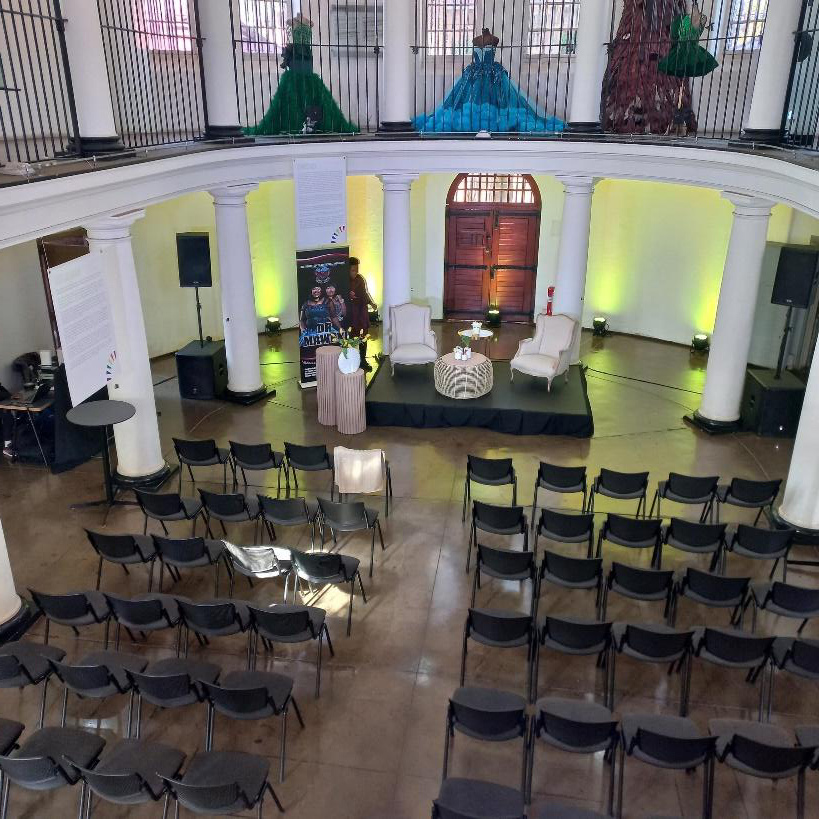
[489,266,496,279]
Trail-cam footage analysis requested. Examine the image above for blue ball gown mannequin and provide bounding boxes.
[413,29,564,133]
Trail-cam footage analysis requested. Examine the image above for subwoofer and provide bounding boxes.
[740,368,805,437]
[175,340,227,400]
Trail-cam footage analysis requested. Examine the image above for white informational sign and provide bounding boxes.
[294,156,347,250]
[48,250,117,406]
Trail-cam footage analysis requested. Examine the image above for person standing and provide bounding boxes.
[347,257,377,371]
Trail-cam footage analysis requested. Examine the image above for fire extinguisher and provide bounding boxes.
[546,286,554,316]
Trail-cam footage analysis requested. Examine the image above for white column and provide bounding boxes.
[553,176,596,362]
[0,519,22,630]
[695,193,773,428]
[379,173,417,334]
[778,357,819,532]
[197,0,244,139]
[743,0,802,143]
[61,0,124,153]
[86,212,168,481]
[567,0,612,131]
[381,0,414,130]
[210,185,264,397]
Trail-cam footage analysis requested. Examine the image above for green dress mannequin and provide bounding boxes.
[245,15,358,136]
[658,6,719,78]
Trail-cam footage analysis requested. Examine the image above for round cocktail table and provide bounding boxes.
[458,327,494,357]
[434,353,494,400]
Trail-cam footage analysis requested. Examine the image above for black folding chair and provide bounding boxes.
[748,581,819,635]
[460,608,535,701]
[223,543,292,601]
[723,523,794,581]
[152,535,228,596]
[136,490,203,536]
[433,778,525,819]
[162,750,284,815]
[71,739,185,818]
[84,530,157,591]
[463,456,517,522]
[317,497,385,577]
[198,489,261,542]
[648,472,719,522]
[670,568,750,628]
[290,549,366,636]
[0,641,66,728]
[599,563,675,622]
[29,589,111,648]
[528,697,618,812]
[0,727,105,819]
[533,509,594,560]
[104,593,183,654]
[257,496,318,550]
[249,604,334,698]
[229,441,287,495]
[689,627,774,719]
[443,686,529,795]
[472,544,538,614]
[202,670,304,782]
[172,438,231,493]
[714,478,782,525]
[769,638,819,721]
[468,501,528,574]
[531,463,588,528]
[284,443,334,498]
[178,599,252,665]
[617,714,715,819]
[588,469,649,517]
[608,623,694,713]
[595,514,663,566]
[710,719,815,819]
[537,551,603,616]
[658,518,727,572]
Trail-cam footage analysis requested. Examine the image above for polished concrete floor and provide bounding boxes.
[0,325,816,818]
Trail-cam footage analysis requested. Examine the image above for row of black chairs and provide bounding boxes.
[438,686,819,818]
[471,502,796,579]
[22,592,334,696]
[463,455,782,527]
[133,491,386,578]
[0,718,284,817]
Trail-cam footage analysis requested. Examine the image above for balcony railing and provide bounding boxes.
[783,0,819,151]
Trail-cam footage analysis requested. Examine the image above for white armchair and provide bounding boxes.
[510,312,578,391]
[388,303,438,375]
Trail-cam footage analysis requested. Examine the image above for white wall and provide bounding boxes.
[0,242,54,388]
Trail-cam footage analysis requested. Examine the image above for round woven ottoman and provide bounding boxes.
[434,353,494,400]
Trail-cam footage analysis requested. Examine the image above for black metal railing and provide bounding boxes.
[0,0,79,165]
[96,0,206,148]
[231,0,381,137]
[603,0,765,140]
[783,0,819,150]
[412,0,577,134]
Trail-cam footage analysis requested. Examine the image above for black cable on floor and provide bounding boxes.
[585,367,703,396]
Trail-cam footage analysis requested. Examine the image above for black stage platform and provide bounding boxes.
[365,360,593,437]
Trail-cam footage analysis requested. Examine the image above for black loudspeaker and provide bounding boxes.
[741,368,806,437]
[175,340,227,400]
[176,233,212,288]
[771,246,818,308]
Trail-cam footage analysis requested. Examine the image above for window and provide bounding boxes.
[528,0,579,56]
[140,0,192,52]
[239,0,288,54]
[452,174,536,205]
[726,0,767,52]
[425,0,474,56]
[333,3,383,49]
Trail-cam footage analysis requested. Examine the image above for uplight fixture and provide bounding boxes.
[265,316,281,334]
[691,333,710,353]
[592,316,609,337]
[486,306,501,328]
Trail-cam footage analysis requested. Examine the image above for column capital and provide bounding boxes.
[379,173,419,192]
[721,191,774,217]
[556,175,597,195]
[85,209,146,242]
[210,183,259,206]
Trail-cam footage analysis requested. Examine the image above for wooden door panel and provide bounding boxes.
[445,211,492,314]
[490,212,540,318]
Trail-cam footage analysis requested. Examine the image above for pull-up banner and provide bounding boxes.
[296,248,350,386]
[294,157,347,250]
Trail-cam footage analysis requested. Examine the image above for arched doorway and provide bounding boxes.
[444,173,541,322]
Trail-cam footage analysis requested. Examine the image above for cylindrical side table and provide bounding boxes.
[335,369,366,435]
[316,345,339,426]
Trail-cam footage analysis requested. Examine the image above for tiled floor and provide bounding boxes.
[0,325,816,818]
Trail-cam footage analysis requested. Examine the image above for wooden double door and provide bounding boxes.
[444,206,540,321]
